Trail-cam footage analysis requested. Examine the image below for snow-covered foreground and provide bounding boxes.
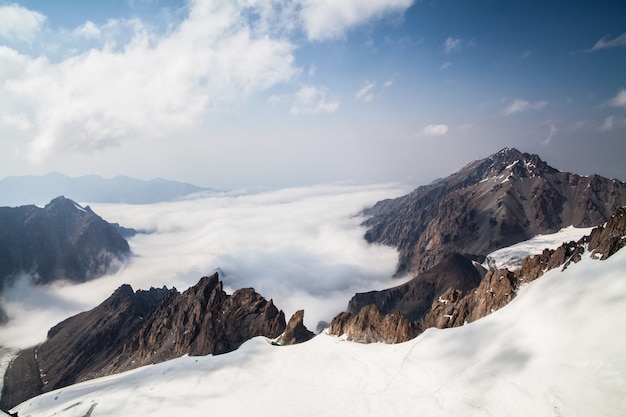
[14,249,626,417]
[484,225,594,270]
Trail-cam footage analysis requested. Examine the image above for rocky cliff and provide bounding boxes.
[0,196,132,291]
[1,273,290,410]
[330,206,626,343]
[363,148,626,276]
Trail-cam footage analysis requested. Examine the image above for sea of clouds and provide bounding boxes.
[0,182,412,348]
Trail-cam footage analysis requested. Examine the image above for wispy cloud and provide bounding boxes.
[290,85,340,115]
[502,98,548,115]
[443,36,475,54]
[599,115,626,132]
[586,32,626,52]
[541,122,557,146]
[355,81,375,103]
[417,124,449,137]
[440,62,451,70]
[604,88,626,107]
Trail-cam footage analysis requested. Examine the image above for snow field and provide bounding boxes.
[14,249,626,417]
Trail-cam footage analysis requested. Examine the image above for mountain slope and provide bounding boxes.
[363,147,626,275]
[10,247,626,417]
[0,196,132,291]
[1,273,287,410]
[331,206,626,343]
[0,173,210,206]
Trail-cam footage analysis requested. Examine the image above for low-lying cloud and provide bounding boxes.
[0,183,411,348]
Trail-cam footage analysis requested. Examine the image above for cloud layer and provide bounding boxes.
[0,0,414,165]
[0,183,411,348]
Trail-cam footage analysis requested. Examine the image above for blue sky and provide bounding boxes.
[0,0,624,189]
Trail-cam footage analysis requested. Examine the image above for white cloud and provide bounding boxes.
[502,98,548,115]
[417,124,449,137]
[299,0,414,41]
[541,122,557,146]
[72,21,102,40]
[443,36,462,54]
[605,88,626,107]
[290,85,340,114]
[587,32,626,52]
[440,62,451,70]
[0,1,299,163]
[599,115,626,132]
[355,81,375,103]
[383,79,394,88]
[0,3,46,43]
[443,36,475,54]
[0,183,410,347]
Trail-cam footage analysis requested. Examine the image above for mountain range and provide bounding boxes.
[1,147,625,415]
[363,147,626,275]
[0,173,210,206]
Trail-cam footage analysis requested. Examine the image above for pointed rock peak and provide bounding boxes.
[43,196,90,214]
[274,309,315,346]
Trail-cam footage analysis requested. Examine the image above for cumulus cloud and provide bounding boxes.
[0,183,411,347]
[605,88,626,107]
[0,2,299,163]
[290,85,340,114]
[299,0,414,41]
[502,98,548,115]
[0,3,46,43]
[72,21,102,40]
[417,124,449,137]
[355,81,375,103]
[586,32,626,52]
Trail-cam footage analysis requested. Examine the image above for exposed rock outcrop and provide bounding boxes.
[275,310,315,346]
[347,253,485,322]
[329,305,420,344]
[1,273,285,410]
[363,148,626,276]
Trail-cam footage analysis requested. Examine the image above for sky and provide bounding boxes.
[0,0,625,189]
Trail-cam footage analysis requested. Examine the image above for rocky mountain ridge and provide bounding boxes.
[329,206,626,343]
[0,196,132,293]
[1,273,313,410]
[363,148,626,276]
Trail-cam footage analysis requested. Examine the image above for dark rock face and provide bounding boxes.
[116,274,285,369]
[363,148,626,276]
[348,253,485,322]
[1,285,168,410]
[1,273,285,410]
[275,310,315,345]
[330,207,626,343]
[0,196,132,291]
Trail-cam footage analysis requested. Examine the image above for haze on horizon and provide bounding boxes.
[0,0,624,190]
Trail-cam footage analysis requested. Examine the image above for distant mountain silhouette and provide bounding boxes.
[0,173,211,206]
